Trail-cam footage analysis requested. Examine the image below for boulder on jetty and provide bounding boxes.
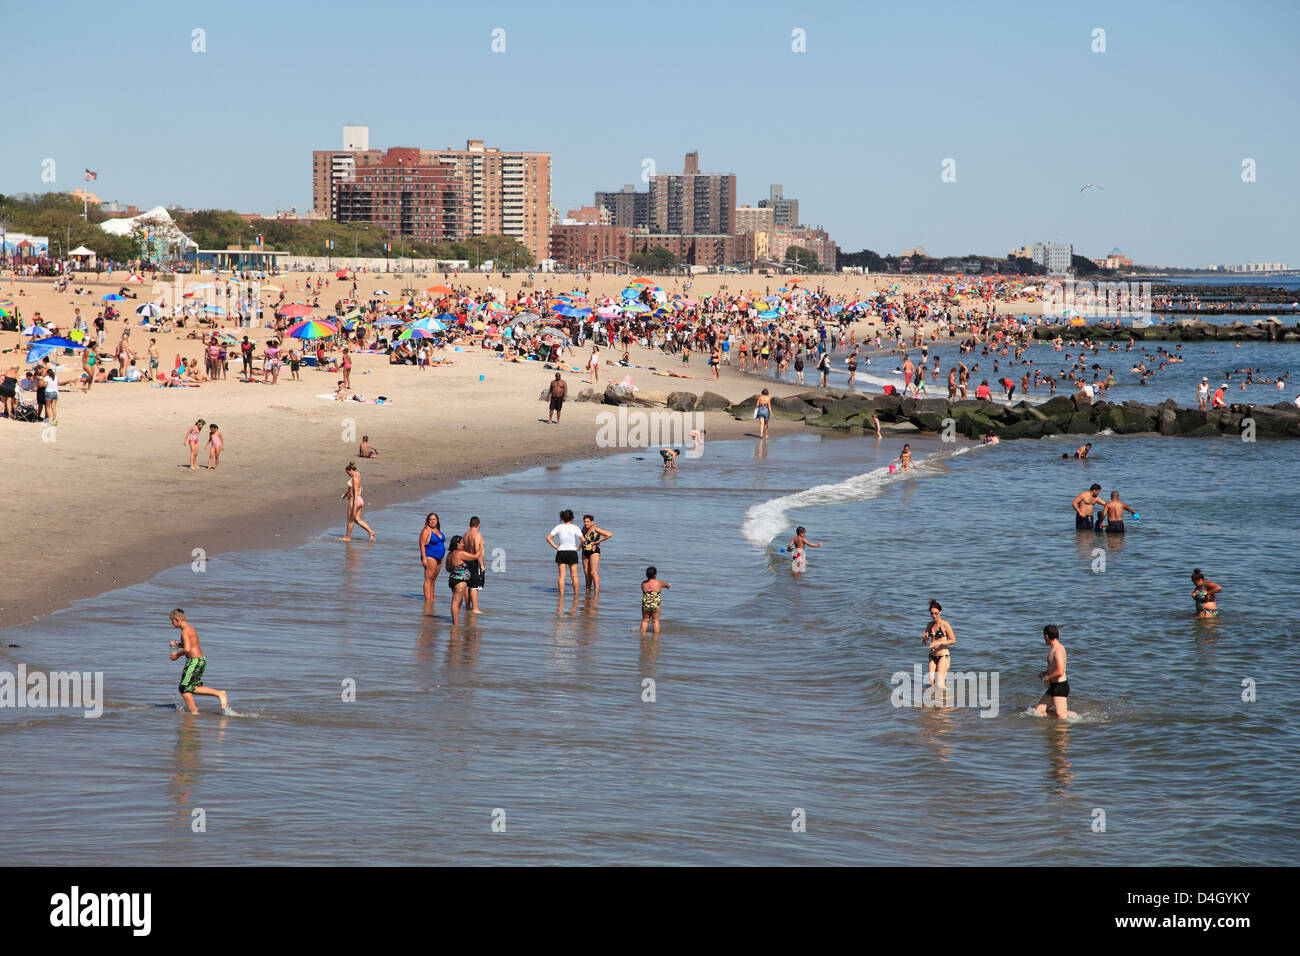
[667,391,698,412]
[727,394,816,421]
[697,391,731,411]
[602,383,657,407]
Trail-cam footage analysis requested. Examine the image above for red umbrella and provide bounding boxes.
[335,269,349,279]
[281,303,314,318]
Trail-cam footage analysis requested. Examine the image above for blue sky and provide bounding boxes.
[4,0,1297,265]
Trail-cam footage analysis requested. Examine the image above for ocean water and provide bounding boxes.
[756,339,1300,409]
[1,431,1297,865]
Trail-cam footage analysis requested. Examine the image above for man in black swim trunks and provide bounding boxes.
[1034,624,1071,719]
[1071,484,1102,531]
[464,516,486,612]
[547,372,567,424]
[1101,491,1137,534]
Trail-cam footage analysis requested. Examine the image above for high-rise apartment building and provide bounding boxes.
[333,147,462,244]
[648,153,737,236]
[313,128,552,261]
[758,184,799,227]
[312,125,371,220]
[594,185,650,228]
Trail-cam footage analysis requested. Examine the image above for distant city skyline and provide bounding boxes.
[2,0,1296,266]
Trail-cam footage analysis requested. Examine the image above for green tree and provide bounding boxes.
[630,246,677,272]
[784,246,819,272]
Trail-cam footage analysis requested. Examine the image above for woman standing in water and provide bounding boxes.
[580,514,613,593]
[340,462,374,541]
[418,512,446,603]
[755,388,772,439]
[445,534,474,624]
[640,566,671,637]
[547,509,584,596]
[923,599,955,691]
[1191,568,1222,618]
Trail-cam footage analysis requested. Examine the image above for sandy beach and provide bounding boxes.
[3,268,903,628]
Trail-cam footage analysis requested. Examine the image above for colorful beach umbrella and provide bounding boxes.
[406,316,446,332]
[396,327,437,339]
[286,319,338,339]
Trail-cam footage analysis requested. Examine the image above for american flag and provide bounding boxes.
[84,169,98,181]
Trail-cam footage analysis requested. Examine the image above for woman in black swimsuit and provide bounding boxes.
[923,599,955,691]
[580,514,613,593]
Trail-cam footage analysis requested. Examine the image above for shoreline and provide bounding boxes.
[2,409,805,631]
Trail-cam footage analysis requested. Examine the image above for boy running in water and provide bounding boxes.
[168,609,229,714]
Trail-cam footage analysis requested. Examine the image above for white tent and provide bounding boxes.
[99,205,198,254]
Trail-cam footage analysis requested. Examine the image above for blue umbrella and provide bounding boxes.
[101,293,125,301]
[26,336,89,365]
[28,336,89,349]
[203,305,227,315]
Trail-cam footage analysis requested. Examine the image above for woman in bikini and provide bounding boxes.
[445,534,474,624]
[580,514,613,593]
[340,462,374,541]
[184,419,206,470]
[1191,568,1221,618]
[341,347,353,389]
[923,599,955,690]
[640,566,671,637]
[418,512,446,603]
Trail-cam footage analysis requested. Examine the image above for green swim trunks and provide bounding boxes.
[178,656,207,694]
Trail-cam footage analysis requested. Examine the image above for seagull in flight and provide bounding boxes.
[1080,183,1103,193]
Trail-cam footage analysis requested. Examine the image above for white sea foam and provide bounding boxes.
[740,444,981,546]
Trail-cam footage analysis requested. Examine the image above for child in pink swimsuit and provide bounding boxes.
[206,424,224,470]
[185,419,205,470]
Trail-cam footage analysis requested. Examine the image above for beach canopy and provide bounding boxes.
[26,336,89,364]
[27,336,87,349]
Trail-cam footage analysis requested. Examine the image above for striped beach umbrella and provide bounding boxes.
[396,326,438,339]
[286,319,339,339]
[406,316,446,332]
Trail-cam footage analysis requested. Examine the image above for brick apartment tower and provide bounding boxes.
[648,152,737,236]
[314,128,552,261]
